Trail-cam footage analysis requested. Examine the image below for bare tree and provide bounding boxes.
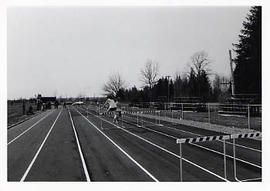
[140,59,159,89]
[103,73,125,96]
[190,51,211,77]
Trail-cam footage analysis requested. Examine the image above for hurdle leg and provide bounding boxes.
[100,114,103,130]
[223,140,227,180]
[179,143,183,182]
[233,138,240,181]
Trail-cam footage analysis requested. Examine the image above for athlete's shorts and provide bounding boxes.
[108,107,117,112]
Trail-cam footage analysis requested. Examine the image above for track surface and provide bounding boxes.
[7,105,262,182]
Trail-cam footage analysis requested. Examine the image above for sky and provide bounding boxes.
[7,6,251,99]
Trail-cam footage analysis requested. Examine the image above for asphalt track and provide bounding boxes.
[7,105,262,182]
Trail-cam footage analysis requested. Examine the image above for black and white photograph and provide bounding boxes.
[1,0,268,189]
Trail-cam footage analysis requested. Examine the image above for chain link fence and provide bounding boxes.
[121,102,261,131]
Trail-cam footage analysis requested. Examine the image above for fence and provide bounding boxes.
[123,102,261,131]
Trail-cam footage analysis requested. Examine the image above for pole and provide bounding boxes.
[172,110,173,123]
[155,110,157,125]
[141,112,143,127]
[229,50,235,96]
[208,103,211,124]
[181,103,184,119]
[247,104,250,129]
[159,111,161,125]
[164,108,166,118]
[179,143,183,182]
[121,111,123,127]
[137,111,139,126]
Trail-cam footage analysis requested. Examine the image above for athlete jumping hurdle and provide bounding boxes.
[102,96,120,123]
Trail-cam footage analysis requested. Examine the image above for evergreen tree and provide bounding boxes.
[188,68,198,96]
[174,75,183,98]
[198,70,211,99]
[233,6,261,95]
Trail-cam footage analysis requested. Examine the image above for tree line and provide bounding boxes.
[104,51,230,103]
[103,6,261,104]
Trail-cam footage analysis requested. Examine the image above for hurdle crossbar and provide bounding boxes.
[176,132,261,144]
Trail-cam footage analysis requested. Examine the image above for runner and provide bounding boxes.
[103,96,119,123]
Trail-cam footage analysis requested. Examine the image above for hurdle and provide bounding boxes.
[155,110,162,126]
[176,134,230,181]
[98,104,103,130]
[231,132,262,182]
[176,132,262,182]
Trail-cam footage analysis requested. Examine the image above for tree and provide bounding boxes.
[233,6,261,96]
[140,59,159,101]
[190,51,211,77]
[140,59,159,89]
[212,74,222,101]
[189,51,212,97]
[173,74,182,98]
[188,68,198,96]
[103,73,126,97]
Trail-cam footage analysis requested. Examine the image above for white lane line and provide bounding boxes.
[132,114,262,153]
[75,108,159,182]
[79,108,228,182]
[20,109,62,182]
[68,109,91,182]
[124,115,262,169]
[8,110,54,145]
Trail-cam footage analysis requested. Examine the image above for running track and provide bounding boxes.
[7,106,261,181]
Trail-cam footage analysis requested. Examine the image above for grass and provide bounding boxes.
[167,110,262,131]
[122,106,262,131]
[8,101,38,126]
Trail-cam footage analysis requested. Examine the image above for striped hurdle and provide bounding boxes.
[231,132,261,139]
[176,135,230,144]
[176,131,261,182]
[176,132,261,144]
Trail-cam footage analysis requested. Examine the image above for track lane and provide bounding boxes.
[75,106,226,181]
[70,107,156,181]
[8,109,54,143]
[8,109,61,181]
[24,108,87,181]
[123,114,261,168]
[79,106,261,181]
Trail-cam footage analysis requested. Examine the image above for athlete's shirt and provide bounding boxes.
[105,98,117,109]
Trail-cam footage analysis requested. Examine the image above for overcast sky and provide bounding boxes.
[7,6,250,99]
